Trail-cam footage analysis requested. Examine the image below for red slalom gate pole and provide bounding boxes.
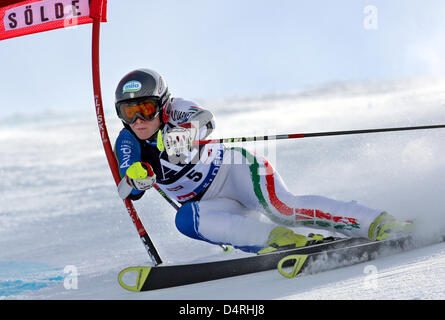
[91,10,162,266]
[194,124,445,145]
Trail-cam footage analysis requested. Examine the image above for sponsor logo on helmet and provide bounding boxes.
[123,81,142,93]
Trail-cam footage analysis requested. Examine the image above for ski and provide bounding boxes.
[277,234,445,278]
[118,237,369,291]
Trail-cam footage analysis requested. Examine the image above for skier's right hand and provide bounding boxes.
[118,162,156,199]
[125,162,156,190]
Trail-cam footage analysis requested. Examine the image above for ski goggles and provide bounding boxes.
[117,98,160,124]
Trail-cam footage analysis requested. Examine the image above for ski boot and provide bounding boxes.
[368,212,415,241]
[258,227,326,254]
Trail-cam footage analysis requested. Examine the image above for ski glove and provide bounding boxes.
[163,123,197,157]
[118,162,156,199]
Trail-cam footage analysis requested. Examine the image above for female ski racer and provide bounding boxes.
[114,68,412,253]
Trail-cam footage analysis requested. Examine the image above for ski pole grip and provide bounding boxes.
[140,162,155,176]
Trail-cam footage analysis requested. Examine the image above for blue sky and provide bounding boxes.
[1,0,445,118]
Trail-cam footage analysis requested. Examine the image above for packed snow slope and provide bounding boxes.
[1,76,445,300]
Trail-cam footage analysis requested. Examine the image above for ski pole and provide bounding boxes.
[153,185,231,252]
[153,184,180,210]
[194,124,445,145]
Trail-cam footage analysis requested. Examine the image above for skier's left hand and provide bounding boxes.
[163,123,197,156]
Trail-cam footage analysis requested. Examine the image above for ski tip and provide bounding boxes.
[118,266,152,292]
[277,254,308,279]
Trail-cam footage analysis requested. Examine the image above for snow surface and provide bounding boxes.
[1,76,445,300]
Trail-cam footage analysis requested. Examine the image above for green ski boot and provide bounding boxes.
[258,227,325,254]
[368,212,415,241]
